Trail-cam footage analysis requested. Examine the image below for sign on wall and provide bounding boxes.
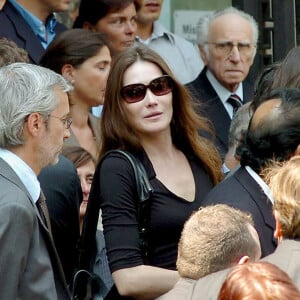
[174,10,212,45]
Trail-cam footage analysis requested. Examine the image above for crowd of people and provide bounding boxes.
[1,1,300,300]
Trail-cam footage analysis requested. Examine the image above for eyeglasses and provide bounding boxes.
[48,114,72,129]
[205,41,256,57]
[121,75,174,103]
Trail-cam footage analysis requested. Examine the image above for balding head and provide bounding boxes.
[237,88,300,173]
[250,98,281,131]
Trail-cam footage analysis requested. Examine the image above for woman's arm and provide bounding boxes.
[112,265,179,300]
[99,153,179,299]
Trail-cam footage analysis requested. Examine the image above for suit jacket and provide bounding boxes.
[157,270,229,300]
[163,239,300,300]
[0,1,66,64]
[39,155,82,285]
[202,166,277,257]
[186,68,254,158]
[0,158,70,299]
[190,269,229,300]
[156,278,196,300]
[263,239,300,288]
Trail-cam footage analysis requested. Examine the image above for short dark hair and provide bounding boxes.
[251,62,281,111]
[73,0,135,28]
[238,88,300,172]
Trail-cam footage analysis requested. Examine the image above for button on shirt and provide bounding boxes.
[206,70,244,119]
[9,0,57,49]
[0,148,40,203]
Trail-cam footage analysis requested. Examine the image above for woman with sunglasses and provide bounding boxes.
[97,45,223,299]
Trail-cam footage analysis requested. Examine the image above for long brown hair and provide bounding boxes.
[100,45,222,184]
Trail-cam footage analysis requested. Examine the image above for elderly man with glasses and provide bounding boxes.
[186,7,258,160]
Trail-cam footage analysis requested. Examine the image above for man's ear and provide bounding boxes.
[199,45,209,65]
[238,256,249,265]
[274,210,283,243]
[26,112,43,136]
[82,21,95,31]
[293,144,300,156]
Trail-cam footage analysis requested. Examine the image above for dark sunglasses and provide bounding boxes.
[121,75,174,103]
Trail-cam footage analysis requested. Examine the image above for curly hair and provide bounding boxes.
[262,156,300,239]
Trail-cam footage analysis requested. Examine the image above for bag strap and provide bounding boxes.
[78,150,153,270]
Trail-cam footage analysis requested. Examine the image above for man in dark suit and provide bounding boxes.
[166,153,300,300]
[187,7,258,158]
[202,88,300,258]
[0,0,68,64]
[39,155,82,285]
[0,63,72,299]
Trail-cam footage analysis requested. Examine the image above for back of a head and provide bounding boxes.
[176,204,260,279]
[263,156,300,240]
[224,103,253,171]
[73,0,134,28]
[0,38,29,67]
[271,46,300,90]
[227,102,253,150]
[251,62,281,111]
[238,88,300,173]
[218,261,300,300]
[0,63,70,148]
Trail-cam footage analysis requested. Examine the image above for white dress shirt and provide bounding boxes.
[0,148,40,203]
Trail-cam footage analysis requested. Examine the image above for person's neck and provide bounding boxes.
[136,21,154,40]
[17,0,50,22]
[70,101,90,129]
[140,130,175,161]
[9,144,40,175]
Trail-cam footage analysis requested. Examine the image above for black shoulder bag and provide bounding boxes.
[71,150,153,300]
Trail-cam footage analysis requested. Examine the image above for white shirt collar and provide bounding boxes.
[245,166,274,205]
[136,21,173,45]
[206,70,243,118]
[0,148,40,203]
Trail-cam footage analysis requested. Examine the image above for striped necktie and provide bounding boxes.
[227,94,243,115]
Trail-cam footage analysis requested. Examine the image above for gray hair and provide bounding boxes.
[197,7,258,58]
[228,102,253,149]
[0,63,71,148]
